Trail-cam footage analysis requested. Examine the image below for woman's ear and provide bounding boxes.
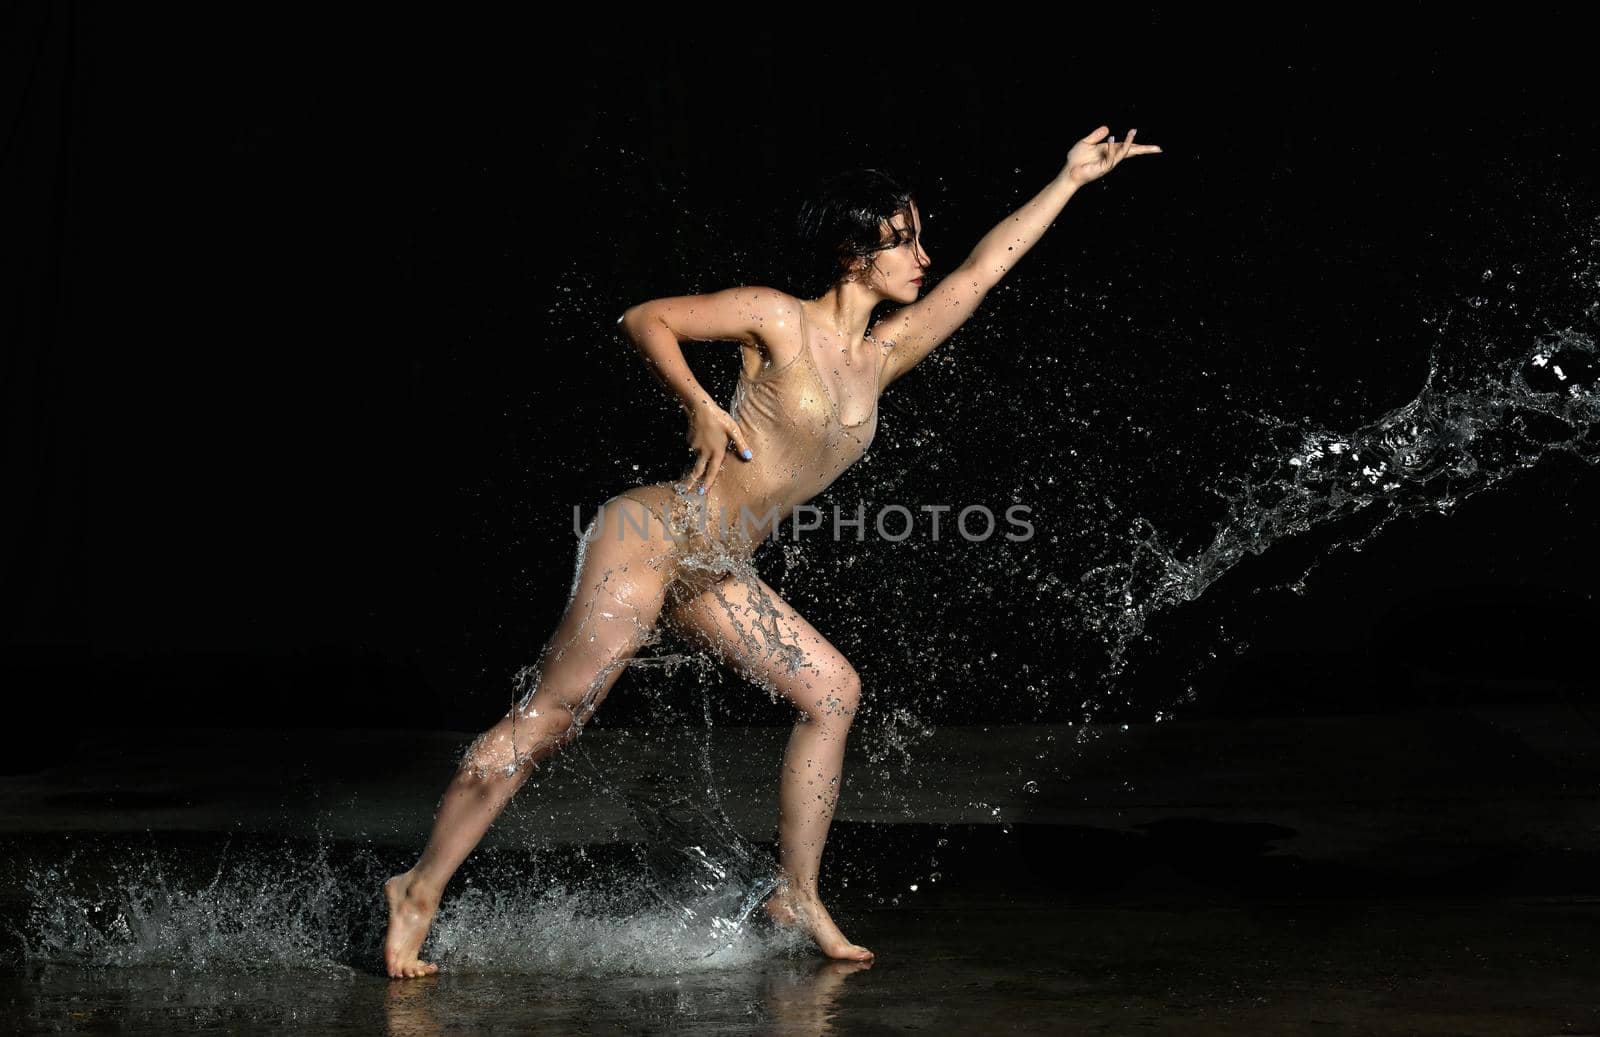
[849,252,879,282]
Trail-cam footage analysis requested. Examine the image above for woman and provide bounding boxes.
[383,125,1161,978]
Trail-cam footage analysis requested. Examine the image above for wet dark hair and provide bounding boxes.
[795,168,920,297]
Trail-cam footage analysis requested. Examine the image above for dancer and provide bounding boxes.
[384,125,1161,978]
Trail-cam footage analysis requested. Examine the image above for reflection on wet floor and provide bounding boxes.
[6,891,1600,1034]
[4,819,1600,1034]
[4,711,1599,1033]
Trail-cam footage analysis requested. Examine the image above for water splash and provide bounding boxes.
[1077,328,1600,680]
[13,838,367,972]
[537,269,1600,929]
[9,834,804,976]
[423,875,800,976]
[26,183,1597,982]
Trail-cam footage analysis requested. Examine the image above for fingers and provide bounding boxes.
[684,407,754,496]
[1109,129,1163,168]
[688,439,739,496]
[701,445,727,494]
[1092,125,1161,155]
[1073,126,1161,185]
[687,447,708,493]
[1110,128,1134,169]
[1113,130,1164,156]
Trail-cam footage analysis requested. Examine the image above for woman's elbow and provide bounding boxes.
[618,302,656,334]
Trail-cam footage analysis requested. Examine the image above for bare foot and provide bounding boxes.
[763,883,874,962]
[383,871,441,978]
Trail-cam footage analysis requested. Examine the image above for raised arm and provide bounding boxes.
[874,126,1161,390]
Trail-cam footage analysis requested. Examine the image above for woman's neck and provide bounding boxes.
[805,283,882,350]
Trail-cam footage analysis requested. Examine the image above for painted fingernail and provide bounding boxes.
[741,448,752,460]
[698,485,706,495]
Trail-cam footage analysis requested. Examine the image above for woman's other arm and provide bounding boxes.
[619,286,784,416]
[619,286,781,491]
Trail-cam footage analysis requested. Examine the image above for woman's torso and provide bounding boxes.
[619,297,889,568]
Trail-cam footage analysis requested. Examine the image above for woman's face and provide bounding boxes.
[857,201,931,303]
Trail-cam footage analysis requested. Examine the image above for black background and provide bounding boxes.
[4,7,1597,744]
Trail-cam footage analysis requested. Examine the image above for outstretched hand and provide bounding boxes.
[1063,126,1162,187]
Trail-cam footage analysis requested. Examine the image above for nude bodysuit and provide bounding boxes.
[614,299,889,599]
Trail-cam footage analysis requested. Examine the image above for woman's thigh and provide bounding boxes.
[509,492,683,737]
[659,569,861,723]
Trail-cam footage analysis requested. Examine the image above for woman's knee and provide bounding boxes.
[795,660,862,725]
[461,708,564,777]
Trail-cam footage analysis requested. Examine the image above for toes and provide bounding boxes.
[385,960,439,979]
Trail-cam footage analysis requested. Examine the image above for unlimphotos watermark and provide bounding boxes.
[574,497,1034,545]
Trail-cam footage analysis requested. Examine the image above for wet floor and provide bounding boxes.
[3,712,1599,1033]
[6,879,1599,1034]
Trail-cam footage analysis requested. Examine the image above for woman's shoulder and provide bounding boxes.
[754,288,805,331]
[745,290,807,370]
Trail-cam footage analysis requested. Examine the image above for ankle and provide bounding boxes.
[397,870,444,907]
